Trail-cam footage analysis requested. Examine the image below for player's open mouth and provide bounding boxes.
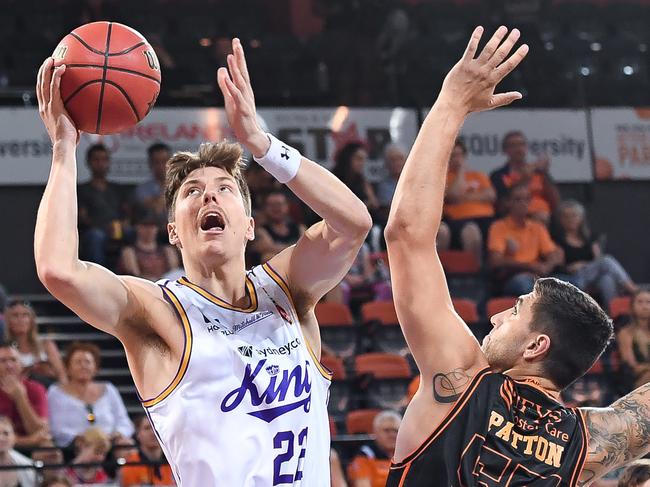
[199,211,226,233]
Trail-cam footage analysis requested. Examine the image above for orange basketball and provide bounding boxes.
[51,22,161,135]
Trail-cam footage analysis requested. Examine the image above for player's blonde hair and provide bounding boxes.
[164,141,251,221]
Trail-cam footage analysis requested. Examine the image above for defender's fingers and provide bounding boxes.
[493,44,529,81]
[489,28,520,68]
[462,26,484,61]
[227,53,247,94]
[477,26,508,63]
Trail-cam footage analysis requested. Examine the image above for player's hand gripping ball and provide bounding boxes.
[51,21,161,135]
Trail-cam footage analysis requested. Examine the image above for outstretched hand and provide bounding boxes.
[36,58,80,145]
[217,38,270,158]
[440,26,529,114]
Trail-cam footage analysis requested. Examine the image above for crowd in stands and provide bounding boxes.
[0,127,645,486]
[3,0,650,108]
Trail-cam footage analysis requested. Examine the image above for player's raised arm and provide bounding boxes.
[33,58,161,340]
[384,27,528,378]
[217,39,372,348]
[578,383,650,486]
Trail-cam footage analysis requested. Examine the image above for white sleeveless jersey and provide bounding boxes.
[142,263,332,486]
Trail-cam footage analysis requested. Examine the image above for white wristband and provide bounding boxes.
[253,133,301,183]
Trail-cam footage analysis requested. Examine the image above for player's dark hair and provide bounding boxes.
[501,130,526,151]
[148,142,171,159]
[165,141,251,221]
[86,143,108,162]
[531,278,613,389]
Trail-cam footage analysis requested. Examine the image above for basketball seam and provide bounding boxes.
[69,32,104,55]
[63,79,103,105]
[108,41,146,56]
[65,64,161,84]
[69,32,147,58]
[96,22,113,134]
[103,79,141,123]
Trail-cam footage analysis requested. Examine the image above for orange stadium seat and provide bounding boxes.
[315,302,354,326]
[355,353,412,410]
[452,298,479,325]
[315,302,357,357]
[439,250,481,274]
[322,355,352,420]
[346,409,381,434]
[321,354,346,380]
[486,297,517,318]
[609,296,631,319]
[361,301,407,355]
[355,353,411,379]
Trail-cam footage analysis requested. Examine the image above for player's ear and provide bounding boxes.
[168,222,181,248]
[523,334,551,361]
[245,217,255,242]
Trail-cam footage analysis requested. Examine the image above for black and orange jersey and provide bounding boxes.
[387,368,588,486]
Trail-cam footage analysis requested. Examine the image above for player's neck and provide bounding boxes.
[184,257,249,307]
[505,368,561,399]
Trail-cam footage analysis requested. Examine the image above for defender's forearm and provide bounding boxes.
[386,101,465,241]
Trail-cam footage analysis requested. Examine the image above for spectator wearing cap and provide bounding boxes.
[47,342,134,448]
[119,207,179,282]
[348,410,401,487]
[4,300,67,386]
[490,131,560,224]
[0,341,50,449]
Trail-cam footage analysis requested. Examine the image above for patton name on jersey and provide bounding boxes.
[221,358,313,423]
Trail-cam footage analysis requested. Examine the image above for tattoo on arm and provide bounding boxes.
[432,368,473,404]
[579,383,650,486]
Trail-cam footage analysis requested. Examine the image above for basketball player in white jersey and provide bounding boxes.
[34,38,372,486]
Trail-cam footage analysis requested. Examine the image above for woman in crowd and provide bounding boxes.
[47,342,134,448]
[0,415,37,487]
[554,200,637,306]
[332,142,380,213]
[618,288,650,388]
[4,301,66,386]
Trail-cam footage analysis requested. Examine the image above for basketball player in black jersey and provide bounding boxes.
[384,26,650,486]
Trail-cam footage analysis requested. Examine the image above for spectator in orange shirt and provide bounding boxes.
[490,131,560,224]
[120,415,174,486]
[438,139,496,263]
[348,410,401,487]
[488,184,563,296]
